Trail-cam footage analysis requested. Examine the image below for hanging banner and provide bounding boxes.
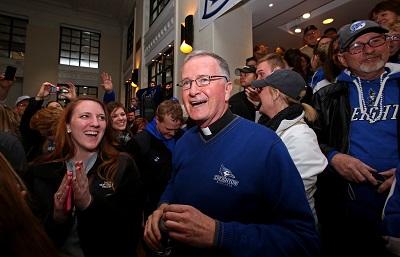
[199,0,242,30]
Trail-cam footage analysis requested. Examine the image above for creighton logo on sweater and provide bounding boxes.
[213,164,239,187]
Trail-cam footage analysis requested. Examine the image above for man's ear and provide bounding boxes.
[338,53,348,68]
[224,82,233,101]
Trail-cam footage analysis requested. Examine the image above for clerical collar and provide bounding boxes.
[199,109,236,140]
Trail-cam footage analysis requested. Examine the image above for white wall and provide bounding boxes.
[0,2,123,107]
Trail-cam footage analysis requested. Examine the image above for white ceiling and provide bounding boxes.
[245,0,382,51]
[1,0,135,27]
[1,0,382,51]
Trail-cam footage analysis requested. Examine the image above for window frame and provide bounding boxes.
[59,26,101,69]
[0,14,28,59]
[149,0,170,25]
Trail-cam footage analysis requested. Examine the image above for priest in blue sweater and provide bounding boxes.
[143,50,320,257]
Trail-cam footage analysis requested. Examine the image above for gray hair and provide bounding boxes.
[184,50,230,81]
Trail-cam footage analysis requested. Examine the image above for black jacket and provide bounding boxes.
[24,154,143,257]
[311,82,351,157]
[229,91,256,122]
[126,129,184,219]
[19,97,46,162]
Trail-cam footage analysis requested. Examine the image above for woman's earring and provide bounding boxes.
[67,129,71,133]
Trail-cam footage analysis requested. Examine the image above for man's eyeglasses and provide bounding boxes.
[345,35,387,55]
[388,34,400,42]
[177,75,227,91]
[17,103,28,107]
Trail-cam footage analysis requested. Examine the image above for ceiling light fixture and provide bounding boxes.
[323,18,334,24]
[303,13,311,19]
[269,4,273,7]
[278,0,351,36]
[294,28,302,33]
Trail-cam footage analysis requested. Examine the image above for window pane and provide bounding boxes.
[71,45,80,51]
[60,50,70,57]
[12,35,25,44]
[0,17,11,26]
[71,37,80,44]
[0,41,9,49]
[71,30,80,37]
[81,53,89,60]
[90,61,98,68]
[0,50,8,58]
[61,43,70,50]
[0,34,9,41]
[13,19,28,28]
[11,43,25,52]
[70,59,79,66]
[60,57,70,65]
[0,25,10,33]
[61,35,71,42]
[82,39,90,46]
[81,60,89,67]
[71,52,79,59]
[62,28,71,36]
[90,48,98,54]
[81,46,89,53]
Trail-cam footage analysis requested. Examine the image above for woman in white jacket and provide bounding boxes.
[251,69,327,224]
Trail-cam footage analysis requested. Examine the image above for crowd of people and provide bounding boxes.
[1,1,400,257]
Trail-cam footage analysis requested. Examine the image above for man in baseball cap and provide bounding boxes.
[14,95,30,117]
[229,65,258,121]
[311,19,398,257]
[300,25,320,59]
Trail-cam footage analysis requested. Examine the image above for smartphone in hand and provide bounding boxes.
[371,172,386,184]
[4,66,17,80]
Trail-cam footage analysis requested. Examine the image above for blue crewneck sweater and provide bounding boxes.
[159,116,320,257]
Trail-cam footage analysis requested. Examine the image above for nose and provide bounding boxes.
[363,43,375,54]
[90,118,100,127]
[187,81,200,95]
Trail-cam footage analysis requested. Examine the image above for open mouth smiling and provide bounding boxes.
[190,100,206,107]
[84,131,98,137]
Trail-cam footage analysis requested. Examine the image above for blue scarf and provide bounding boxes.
[144,117,176,153]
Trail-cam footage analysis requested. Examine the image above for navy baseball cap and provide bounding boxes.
[304,25,318,35]
[338,20,388,52]
[251,69,306,99]
[234,65,257,76]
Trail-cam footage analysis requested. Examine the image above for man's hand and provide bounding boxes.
[101,72,113,93]
[331,153,378,183]
[0,74,16,101]
[36,82,55,100]
[60,82,77,101]
[245,87,261,106]
[163,204,215,248]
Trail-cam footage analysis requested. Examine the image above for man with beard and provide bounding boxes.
[311,20,400,257]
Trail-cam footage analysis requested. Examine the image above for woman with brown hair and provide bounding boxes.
[106,101,133,151]
[24,96,144,257]
[0,152,61,257]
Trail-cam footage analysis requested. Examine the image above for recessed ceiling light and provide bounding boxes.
[323,18,334,24]
[269,4,273,7]
[303,13,311,19]
[294,28,302,33]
